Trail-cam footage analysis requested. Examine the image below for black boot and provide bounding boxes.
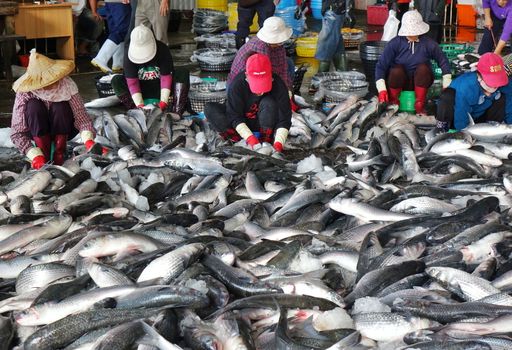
[333,53,347,71]
[318,61,331,73]
[235,36,246,50]
[172,82,189,117]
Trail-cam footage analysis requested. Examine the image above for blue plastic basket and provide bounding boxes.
[276,0,296,9]
[312,8,323,19]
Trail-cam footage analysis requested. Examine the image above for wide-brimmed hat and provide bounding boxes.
[12,49,74,93]
[257,17,293,44]
[398,10,430,37]
[477,53,508,88]
[128,25,157,64]
[246,53,272,94]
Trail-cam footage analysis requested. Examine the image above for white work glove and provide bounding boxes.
[442,74,452,89]
[376,79,387,93]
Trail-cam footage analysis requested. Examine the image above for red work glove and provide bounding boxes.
[273,141,283,152]
[137,104,145,109]
[158,101,168,111]
[85,140,108,155]
[32,155,46,170]
[378,90,389,103]
[246,135,260,149]
[290,98,299,112]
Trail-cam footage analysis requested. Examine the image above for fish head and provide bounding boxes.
[78,236,108,257]
[14,308,40,326]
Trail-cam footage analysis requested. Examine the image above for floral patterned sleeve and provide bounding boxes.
[69,93,95,135]
[10,92,33,154]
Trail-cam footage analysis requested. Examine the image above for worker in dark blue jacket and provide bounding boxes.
[375,10,451,115]
[435,53,510,131]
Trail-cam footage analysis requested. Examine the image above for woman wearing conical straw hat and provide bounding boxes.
[10,49,99,169]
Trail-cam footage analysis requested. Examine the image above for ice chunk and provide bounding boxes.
[313,307,354,331]
[297,154,323,174]
[352,297,391,315]
[289,250,323,273]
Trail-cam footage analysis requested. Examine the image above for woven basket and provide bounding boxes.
[189,90,227,113]
[198,60,233,72]
[342,29,364,49]
[193,48,236,72]
[321,78,369,103]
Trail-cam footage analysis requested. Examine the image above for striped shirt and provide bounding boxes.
[227,36,292,90]
[11,91,94,154]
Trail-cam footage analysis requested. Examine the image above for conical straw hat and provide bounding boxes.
[12,49,75,93]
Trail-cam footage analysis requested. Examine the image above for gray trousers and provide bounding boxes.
[135,0,170,45]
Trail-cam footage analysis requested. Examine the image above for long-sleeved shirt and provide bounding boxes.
[227,36,292,90]
[483,0,512,41]
[449,72,503,130]
[11,90,94,154]
[227,71,291,131]
[499,77,512,124]
[375,35,451,81]
[124,40,173,101]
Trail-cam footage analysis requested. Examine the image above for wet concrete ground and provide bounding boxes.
[0,10,484,127]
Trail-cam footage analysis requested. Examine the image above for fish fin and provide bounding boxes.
[467,113,475,126]
[139,321,182,349]
[112,248,141,262]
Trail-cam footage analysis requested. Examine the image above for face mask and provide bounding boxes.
[478,77,498,94]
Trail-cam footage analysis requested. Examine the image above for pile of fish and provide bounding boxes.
[3,96,512,350]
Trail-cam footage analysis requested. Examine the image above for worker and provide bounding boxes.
[10,49,98,169]
[435,53,509,132]
[375,10,451,115]
[228,16,293,92]
[315,0,347,72]
[135,0,170,45]
[235,0,276,49]
[479,0,512,56]
[89,0,131,73]
[111,25,190,116]
[205,53,291,153]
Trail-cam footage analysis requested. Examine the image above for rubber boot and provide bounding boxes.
[414,86,428,115]
[91,39,119,73]
[389,87,402,106]
[171,82,189,117]
[235,36,246,50]
[33,135,51,161]
[111,43,124,73]
[53,134,67,166]
[333,53,347,71]
[318,60,331,73]
[259,127,274,144]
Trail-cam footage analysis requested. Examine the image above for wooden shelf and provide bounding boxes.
[14,3,75,61]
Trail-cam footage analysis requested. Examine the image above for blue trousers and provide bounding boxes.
[105,2,131,44]
[315,10,345,61]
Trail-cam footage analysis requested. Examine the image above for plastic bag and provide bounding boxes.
[382,10,400,42]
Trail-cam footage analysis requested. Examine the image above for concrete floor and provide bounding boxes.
[0,11,483,127]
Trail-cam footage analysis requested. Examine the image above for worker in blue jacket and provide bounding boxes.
[375,10,451,115]
[435,53,510,131]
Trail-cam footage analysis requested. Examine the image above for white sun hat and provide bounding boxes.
[256,17,293,44]
[128,25,157,64]
[398,10,430,37]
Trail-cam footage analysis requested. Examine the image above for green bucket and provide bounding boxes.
[399,91,416,113]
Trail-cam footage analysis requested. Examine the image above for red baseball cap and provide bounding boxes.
[477,53,508,88]
[246,54,272,94]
